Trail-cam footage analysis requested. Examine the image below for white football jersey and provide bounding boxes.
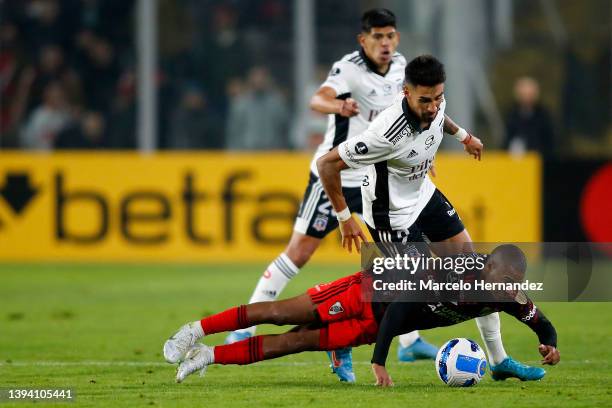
[309,49,407,187]
[338,95,447,230]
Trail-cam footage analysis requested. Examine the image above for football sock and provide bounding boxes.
[475,312,508,365]
[213,336,264,365]
[399,330,421,348]
[200,305,249,335]
[236,253,300,336]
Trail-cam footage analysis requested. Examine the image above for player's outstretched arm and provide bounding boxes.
[370,302,415,386]
[503,300,560,365]
[310,86,360,117]
[443,114,483,160]
[317,148,367,253]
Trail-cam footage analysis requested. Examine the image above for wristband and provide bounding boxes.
[461,133,473,145]
[453,127,468,142]
[335,207,351,222]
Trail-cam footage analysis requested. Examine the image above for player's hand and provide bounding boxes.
[339,216,367,254]
[463,133,483,161]
[538,344,560,365]
[372,363,394,387]
[339,98,360,117]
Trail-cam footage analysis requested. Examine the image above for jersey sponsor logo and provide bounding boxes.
[328,301,344,315]
[343,143,359,163]
[389,126,411,145]
[425,135,436,149]
[407,149,418,158]
[355,142,369,155]
[368,89,377,96]
[521,304,537,322]
[312,214,329,232]
[263,290,277,297]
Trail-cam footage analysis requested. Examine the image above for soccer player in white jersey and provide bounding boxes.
[226,10,542,383]
[317,54,546,382]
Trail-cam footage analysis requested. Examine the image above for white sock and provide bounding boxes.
[476,312,508,365]
[191,321,204,337]
[236,253,299,335]
[399,330,421,348]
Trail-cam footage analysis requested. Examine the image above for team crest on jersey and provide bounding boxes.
[425,135,436,149]
[383,84,393,95]
[312,215,329,232]
[328,301,344,315]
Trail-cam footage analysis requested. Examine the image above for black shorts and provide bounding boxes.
[367,189,465,244]
[294,172,363,239]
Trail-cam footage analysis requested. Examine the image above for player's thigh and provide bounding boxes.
[320,317,378,350]
[308,272,367,322]
[415,189,471,253]
[263,293,318,325]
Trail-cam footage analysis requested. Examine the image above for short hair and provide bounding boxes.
[361,8,396,32]
[490,244,527,276]
[405,55,446,87]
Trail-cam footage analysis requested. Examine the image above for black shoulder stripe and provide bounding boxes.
[384,115,407,138]
[383,114,406,137]
[385,122,408,142]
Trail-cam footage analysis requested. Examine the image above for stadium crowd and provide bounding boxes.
[0,0,295,150]
[1,0,609,154]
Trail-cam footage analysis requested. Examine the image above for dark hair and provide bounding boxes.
[491,244,527,275]
[405,55,446,87]
[361,8,396,32]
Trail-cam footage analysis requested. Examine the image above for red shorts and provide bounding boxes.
[307,271,378,350]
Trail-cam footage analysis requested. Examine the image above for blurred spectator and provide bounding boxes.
[0,20,24,141]
[22,0,74,53]
[55,110,106,149]
[199,4,247,115]
[168,83,223,149]
[27,43,82,111]
[20,81,73,149]
[107,69,136,149]
[503,76,555,158]
[226,66,289,150]
[76,35,119,113]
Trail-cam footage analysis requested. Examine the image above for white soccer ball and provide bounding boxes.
[435,338,487,387]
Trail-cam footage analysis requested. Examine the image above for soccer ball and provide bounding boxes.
[435,338,487,387]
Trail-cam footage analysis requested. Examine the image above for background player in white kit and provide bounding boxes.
[317,54,546,382]
[227,9,542,383]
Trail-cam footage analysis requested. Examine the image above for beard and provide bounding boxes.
[421,112,436,123]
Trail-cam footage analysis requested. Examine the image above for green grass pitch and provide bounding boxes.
[1,263,611,407]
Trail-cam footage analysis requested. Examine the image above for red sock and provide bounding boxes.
[200,305,248,335]
[214,336,264,365]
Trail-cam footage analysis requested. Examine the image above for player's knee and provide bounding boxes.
[267,303,288,325]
